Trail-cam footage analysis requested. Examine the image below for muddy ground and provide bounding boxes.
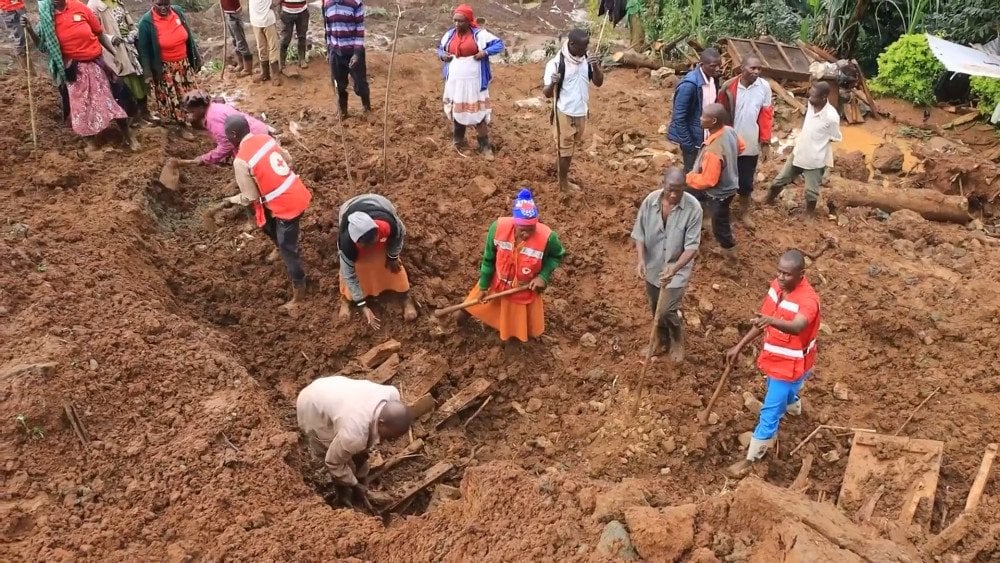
[2,3,1000,560]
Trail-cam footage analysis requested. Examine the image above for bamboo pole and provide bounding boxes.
[382,3,402,186]
[25,45,37,149]
[220,2,228,80]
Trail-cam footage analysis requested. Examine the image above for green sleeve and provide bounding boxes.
[477,221,498,290]
[539,230,565,283]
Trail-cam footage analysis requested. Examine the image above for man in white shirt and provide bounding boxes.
[765,82,842,216]
[542,28,604,192]
[296,375,412,508]
[249,0,282,85]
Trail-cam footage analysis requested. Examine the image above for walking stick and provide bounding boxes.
[552,33,562,188]
[631,283,671,416]
[595,13,609,48]
[382,2,402,186]
[220,2,228,80]
[25,45,38,149]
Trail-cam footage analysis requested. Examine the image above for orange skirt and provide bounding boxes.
[464,284,544,342]
[339,249,411,301]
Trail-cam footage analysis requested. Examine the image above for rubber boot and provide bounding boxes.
[361,93,372,114]
[765,184,782,205]
[735,193,756,229]
[804,199,818,219]
[337,92,349,118]
[668,323,685,364]
[281,283,306,313]
[453,121,468,148]
[721,245,738,272]
[477,135,494,161]
[787,399,803,416]
[240,55,253,77]
[270,62,283,86]
[726,436,774,478]
[298,38,309,68]
[254,59,271,83]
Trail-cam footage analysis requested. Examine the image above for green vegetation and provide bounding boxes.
[870,34,944,106]
[970,77,1000,115]
[15,414,45,441]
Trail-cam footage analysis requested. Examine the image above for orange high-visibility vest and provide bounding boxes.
[757,278,821,382]
[236,134,311,227]
[490,217,550,305]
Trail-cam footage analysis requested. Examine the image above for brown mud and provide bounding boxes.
[2,10,1000,560]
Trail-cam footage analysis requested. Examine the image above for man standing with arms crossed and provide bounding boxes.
[542,27,604,192]
[632,168,703,362]
[718,56,773,229]
[668,48,722,172]
[725,250,821,476]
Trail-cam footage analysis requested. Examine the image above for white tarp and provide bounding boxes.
[926,34,1000,79]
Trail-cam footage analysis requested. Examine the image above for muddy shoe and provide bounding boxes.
[281,285,307,312]
[266,248,280,263]
[299,59,309,69]
[402,296,418,321]
[726,459,753,478]
[559,179,581,192]
[787,399,803,416]
[668,327,685,364]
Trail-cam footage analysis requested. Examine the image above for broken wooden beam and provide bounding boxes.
[943,111,980,130]
[369,353,400,384]
[766,78,806,115]
[63,401,90,447]
[965,443,998,512]
[382,461,453,514]
[788,453,814,493]
[409,394,436,418]
[359,340,401,369]
[854,484,885,525]
[432,378,492,428]
[370,438,425,477]
[825,176,971,224]
[610,49,662,70]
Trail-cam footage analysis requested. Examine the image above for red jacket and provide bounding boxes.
[757,278,820,382]
[718,77,773,145]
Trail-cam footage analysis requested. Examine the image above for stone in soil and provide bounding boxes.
[624,504,696,562]
[596,520,638,560]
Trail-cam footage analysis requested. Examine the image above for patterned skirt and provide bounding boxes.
[152,59,196,122]
[66,60,128,137]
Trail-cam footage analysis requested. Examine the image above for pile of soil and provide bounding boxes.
[2,23,1000,560]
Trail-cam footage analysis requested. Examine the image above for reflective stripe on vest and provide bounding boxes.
[248,138,278,168]
[762,339,817,359]
[261,172,300,203]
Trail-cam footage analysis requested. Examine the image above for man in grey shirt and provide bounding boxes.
[631,168,703,362]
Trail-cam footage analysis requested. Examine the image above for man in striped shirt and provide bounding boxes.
[323,0,370,116]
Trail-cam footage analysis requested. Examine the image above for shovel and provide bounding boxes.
[158,158,181,191]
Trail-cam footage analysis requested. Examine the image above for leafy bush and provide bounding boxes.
[870,34,945,105]
[925,0,998,45]
[970,77,1000,115]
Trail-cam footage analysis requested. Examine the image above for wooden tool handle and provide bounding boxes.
[433,286,531,317]
[699,363,733,425]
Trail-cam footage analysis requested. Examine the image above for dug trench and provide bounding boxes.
[3,53,1000,559]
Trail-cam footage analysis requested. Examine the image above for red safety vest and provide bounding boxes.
[490,217,550,305]
[757,278,820,382]
[236,134,311,227]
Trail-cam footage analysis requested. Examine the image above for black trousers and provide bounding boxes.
[681,147,699,173]
[690,190,736,249]
[262,211,306,285]
[329,49,370,106]
[279,10,309,63]
[737,155,759,197]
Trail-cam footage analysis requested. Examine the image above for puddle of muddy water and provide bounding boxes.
[838,125,919,172]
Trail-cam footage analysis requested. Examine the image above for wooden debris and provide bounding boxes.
[432,378,492,428]
[370,353,400,384]
[382,461,453,514]
[825,176,971,224]
[398,350,448,402]
[788,424,875,457]
[370,438,424,477]
[854,485,885,525]
[766,78,806,115]
[463,394,493,429]
[894,386,941,435]
[359,339,401,369]
[409,394,436,418]
[788,453,814,493]
[965,443,998,512]
[925,443,997,554]
[63,401,91,447]
[943,111,980,130]
[610,50,663,70]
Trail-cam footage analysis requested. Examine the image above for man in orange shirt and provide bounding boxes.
[685,103,744,271]
[725,250,821,476]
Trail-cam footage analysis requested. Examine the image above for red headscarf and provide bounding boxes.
[453,4,478,28]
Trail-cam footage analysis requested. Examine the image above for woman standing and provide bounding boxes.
[24,0,137,151]
[87,0,146,118]
[137,0,201,126]
[437,4,503,160]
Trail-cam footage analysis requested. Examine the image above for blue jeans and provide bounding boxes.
[752,371,812,440]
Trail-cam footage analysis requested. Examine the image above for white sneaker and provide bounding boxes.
[746,436,774,462]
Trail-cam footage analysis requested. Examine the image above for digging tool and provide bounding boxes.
[25,46,37,149]
[432,286,531,317]
[158,158,181,190]
[631,283,671,416]
[698,361,732,425]
[594,13,609,48]
[552,33,562,189]
[220,1,228,80]
[382,2,402,185]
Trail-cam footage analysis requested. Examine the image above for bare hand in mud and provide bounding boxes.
[528,277,546,291]
[725,345,741,365]
[354,485,375,512]
[362,306,380,329]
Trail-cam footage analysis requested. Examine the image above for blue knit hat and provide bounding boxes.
[512,188,539,225]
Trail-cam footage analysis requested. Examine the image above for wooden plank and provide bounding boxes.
[857,71,881,118]
[382,461,453,514]
[748,40,773,69]
[943,111,981,130]
[432,378,492,428]
[788,454,814,492]
[369,438,424,477]
[965,443,998,512]
[854,485,884,525]
[369,353,400,384]
[773,42,796,71]
[766,78,806,115]
[398,350,449,402]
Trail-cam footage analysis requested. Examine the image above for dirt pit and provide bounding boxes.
[3,25,1000,561]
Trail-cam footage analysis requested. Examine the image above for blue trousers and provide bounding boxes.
[752,371,812,440]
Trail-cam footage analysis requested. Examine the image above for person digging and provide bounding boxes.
[542,27,603,192]
[220,114,312,313]
[336,193,418,328]
[724,249,821,477]
[297,375,413,510]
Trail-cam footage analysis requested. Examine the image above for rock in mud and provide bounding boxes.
[832,382,851,401]
[470,175,497,198]
[514,97,545,109]
[833,150,869,182]
[689,547,722,563]
[525,398,543,413]
[593,479,648,522]
[579,333,597,348]
[596,520,638,560]
[738,431,753,448]
[872,143,904,173]
[624,504,696,561]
